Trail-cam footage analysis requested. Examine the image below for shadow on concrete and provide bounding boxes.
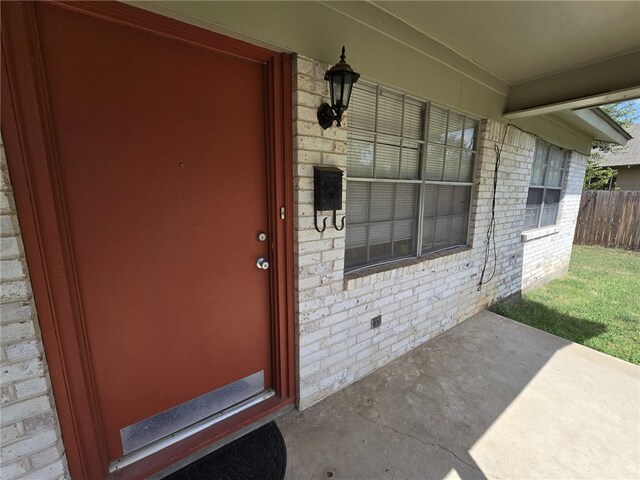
[277,147,638,479]
[278,311,639,480]
[490,299,608,346]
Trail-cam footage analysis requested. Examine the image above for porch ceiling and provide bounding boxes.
[131,0,639,144]
[375,1,640,115]
[376,1,640,85]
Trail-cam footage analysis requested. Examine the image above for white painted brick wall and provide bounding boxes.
[292,55,584,409]
[0,136,70,480]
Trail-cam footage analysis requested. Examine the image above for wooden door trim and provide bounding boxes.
[2,4,110,477]
[0,2,295,479]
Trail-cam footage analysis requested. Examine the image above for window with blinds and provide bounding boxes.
[345,81,478,271]
[523,140,568,230]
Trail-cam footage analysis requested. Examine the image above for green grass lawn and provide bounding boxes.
[490,245,640,365]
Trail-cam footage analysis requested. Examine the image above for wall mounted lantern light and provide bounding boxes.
[317,46,360,130]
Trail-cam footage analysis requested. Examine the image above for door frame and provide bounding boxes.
[0,2,295,478]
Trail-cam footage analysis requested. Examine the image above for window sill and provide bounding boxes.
[344,246,472,289]
[521,226,559,242]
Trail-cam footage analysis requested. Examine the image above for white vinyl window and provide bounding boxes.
[523,140,568,230]
[345,81,478,272]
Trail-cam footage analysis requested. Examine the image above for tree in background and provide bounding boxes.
[584,154,617,190]
[584,100,639,190]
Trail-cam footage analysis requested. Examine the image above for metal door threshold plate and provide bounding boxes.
[111,371,271,472]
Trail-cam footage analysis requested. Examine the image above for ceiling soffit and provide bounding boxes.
[374,1,640,85]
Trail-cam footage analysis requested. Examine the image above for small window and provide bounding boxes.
[345,82,478,272]
[524,140,568,230]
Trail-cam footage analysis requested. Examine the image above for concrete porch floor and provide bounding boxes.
[278,311,640,479]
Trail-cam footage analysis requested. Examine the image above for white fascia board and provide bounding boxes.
[555,109,631,146]
[503,87,640,120]
[504,51,640,117]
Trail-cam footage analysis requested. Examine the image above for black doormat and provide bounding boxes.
[164,422,287,480]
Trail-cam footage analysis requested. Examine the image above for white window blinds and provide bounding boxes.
[345,82,478,271]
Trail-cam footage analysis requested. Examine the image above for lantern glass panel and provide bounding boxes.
[328,78,335,109]
[332,74,345,109]
[341,78,354,110]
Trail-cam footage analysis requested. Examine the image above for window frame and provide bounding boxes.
[345,81,479,273]
[523,140,568,231]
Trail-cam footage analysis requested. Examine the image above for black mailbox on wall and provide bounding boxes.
[313,166,345,232]
[314,166,343,211]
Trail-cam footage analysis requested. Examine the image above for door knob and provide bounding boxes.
[256,257,270,270]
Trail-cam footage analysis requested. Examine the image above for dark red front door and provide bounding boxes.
[32,2,273,463]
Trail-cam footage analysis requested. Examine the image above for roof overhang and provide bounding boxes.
[554,108,632,146]
[504,51,640,118]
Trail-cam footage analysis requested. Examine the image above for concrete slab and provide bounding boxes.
[278,311,640,479]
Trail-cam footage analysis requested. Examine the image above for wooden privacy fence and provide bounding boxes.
[574,190,640,251]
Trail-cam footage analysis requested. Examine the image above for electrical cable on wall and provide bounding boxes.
[478,125,510,291]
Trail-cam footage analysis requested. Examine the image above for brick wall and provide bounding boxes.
[292,54,581,409]
[521,151,588,291]
[0,136,70,480]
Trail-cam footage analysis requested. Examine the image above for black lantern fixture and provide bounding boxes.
[317,46,360,130]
